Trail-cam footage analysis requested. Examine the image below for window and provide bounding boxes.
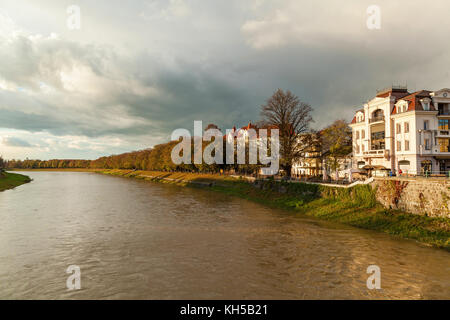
[405,140,410,151]
[362,144,365,152]
[404,122,409,133]
[396,123,402,134]
[356,131,360,140]
[357,114,364,122]
[424,120,429,130]
[439,119,449,130]
[425,138,431,150]
[362,130,365,139]
[372,109,383,119]
[438,138,450,152]
[423,102,430,111]
[371,131,385,150]
[398,160,411,172]
[397,141,401,151]
[355,144,360,154]
[438,103,450,115]
[398,104,408,113]
[421,160,432,174]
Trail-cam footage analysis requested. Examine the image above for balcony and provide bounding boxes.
[363,149,389,158]
[369,116,385,123]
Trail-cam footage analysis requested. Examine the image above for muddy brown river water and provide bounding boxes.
[0,171,448,299]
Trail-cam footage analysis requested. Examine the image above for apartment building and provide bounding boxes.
[350,86,450,175]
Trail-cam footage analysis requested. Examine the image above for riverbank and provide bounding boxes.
[0,172,31,192]
[98,169,450,250]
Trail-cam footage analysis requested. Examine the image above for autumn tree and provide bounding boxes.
[260,89,313,177]
[320,119,352,179]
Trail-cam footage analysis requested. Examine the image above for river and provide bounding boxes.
[0,171,448,299]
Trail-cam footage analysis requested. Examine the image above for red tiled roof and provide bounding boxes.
[241,122,258,131]
[391,90,435,115]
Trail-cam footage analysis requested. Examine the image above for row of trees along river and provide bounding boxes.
[2,90,352,177]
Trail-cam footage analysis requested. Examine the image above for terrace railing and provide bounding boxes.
[369,116,385,123]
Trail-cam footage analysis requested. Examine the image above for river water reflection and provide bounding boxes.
[0,171,448,299]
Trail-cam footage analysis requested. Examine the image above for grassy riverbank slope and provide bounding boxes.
[99,169,450,250]
[0,172,31,192]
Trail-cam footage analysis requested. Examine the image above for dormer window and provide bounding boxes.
[421,98,431,111]
[356,112,364,123]
[397,103,408,113]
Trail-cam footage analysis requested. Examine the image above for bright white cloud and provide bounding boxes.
[241,0,450,49]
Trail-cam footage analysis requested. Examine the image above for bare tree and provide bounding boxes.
[260,89,313,177]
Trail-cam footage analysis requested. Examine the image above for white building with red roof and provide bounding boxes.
[349,86,450,175]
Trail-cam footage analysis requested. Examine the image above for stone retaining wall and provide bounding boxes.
[371,178,450,218]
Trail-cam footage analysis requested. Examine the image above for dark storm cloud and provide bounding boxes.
[2,136,33,147]
[1,0,450,160]
[0,109,64,133]
[121,64,262,130]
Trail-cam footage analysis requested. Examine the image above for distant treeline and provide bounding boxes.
[5,139,262,174]
[6,158,92,169]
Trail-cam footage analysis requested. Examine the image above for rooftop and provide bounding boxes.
[376,85,408,95]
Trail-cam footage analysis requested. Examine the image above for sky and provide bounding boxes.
[1,0,450,160]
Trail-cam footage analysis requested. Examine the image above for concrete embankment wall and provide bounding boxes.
[371,178,450,218]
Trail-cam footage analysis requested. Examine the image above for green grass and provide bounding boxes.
[99,169,450,250]
[0,171,32,192]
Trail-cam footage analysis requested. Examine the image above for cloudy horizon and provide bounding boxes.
[1,0,450,160]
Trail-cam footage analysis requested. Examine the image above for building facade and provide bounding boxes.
[350,87,450,175]
[291,133,322,177]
